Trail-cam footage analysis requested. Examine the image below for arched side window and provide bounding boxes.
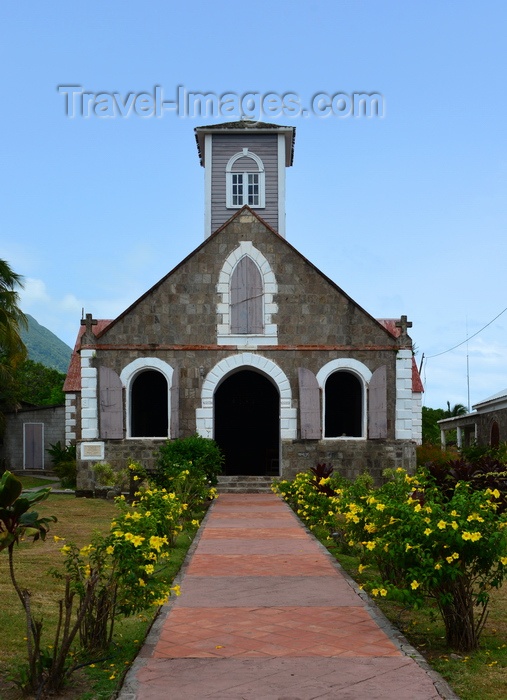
[231,256,263,334]
[491,420,500,448]
[120,358,175,439]
[316,359,372,439]
[131,370,168,438]
[325,371,362,437]
[226,149,265,209]
[216,241,278,345]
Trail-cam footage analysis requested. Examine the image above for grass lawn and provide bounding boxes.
[16,474,61,490]
[326,542,507,700]
[0,492,195,700]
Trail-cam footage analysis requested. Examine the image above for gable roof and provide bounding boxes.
[92,206,407,348]
[62,319,112,392]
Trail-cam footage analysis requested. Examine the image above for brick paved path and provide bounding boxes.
[118,493,459,699]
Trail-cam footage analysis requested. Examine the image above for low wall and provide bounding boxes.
[281,439,417,484]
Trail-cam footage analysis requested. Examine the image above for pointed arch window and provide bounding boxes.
[231,256,263,334]
[226,149,265,209]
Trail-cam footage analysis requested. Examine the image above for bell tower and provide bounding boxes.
[195,120,295,239]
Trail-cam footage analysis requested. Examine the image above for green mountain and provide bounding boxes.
[20,315,73,374]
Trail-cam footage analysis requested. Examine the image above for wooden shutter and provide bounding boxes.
[368,365,388,439]
[170,368,179,439]
[99,366,124,439]
[298,367,321,439]
[231,257,263,334]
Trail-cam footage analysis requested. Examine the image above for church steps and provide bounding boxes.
[217,475,277,493]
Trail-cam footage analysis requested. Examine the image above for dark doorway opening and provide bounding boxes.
[214,369,279,476]
[325,371,362,437]
[131,370,168,437]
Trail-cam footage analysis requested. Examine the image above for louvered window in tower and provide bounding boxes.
[230,257,263,334]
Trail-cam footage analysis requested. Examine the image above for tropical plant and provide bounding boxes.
[0,260,28,432]
[48,441,77,488]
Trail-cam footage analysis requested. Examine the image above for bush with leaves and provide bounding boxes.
[48,441,77,488]
[153,434,224,487]
[282,464,507,652]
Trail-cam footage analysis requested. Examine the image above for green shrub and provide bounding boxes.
[154,435,224,486]
[48,442,76,488]
[277,460,507,652]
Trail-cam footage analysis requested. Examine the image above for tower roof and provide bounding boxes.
[194,120,295,167]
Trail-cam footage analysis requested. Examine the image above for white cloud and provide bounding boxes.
[19,278,51,306]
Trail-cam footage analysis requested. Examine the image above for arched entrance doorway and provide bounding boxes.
[214,369,279,476]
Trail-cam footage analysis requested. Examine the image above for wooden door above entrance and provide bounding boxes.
[214,369,279,476]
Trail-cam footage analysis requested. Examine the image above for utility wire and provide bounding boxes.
[425,306,507,359]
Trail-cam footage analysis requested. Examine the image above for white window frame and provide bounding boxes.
[120,358,174,439]
[226,149,265,209]
[316,359,372,440]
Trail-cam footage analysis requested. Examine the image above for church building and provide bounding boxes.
[64,120,423,491]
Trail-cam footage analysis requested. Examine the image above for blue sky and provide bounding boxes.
[2,0,506,410]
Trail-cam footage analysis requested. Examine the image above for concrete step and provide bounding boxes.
[217,475,277,493]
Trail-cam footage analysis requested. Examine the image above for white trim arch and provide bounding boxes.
[196,353,297,439]
[120,358,174,439]
[216,241,278,345]
[316,359,372,439]
[226,148,266,208]
[226,149,265,173]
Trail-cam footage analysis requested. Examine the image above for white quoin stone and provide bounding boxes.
[80,349,98,439]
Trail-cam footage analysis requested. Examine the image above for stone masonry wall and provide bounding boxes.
[1,405,65,471]
[281,438,417,485]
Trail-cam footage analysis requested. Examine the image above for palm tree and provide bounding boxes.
[445,401,468,418]
[0,260,28,429]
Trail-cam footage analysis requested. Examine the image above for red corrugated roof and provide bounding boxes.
[63,320,112,392]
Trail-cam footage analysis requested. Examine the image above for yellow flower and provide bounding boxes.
[138,578,146,587]
[60,545,71,554]
[462,531,482,542]
[467,513,484,523]
[379,588,388,597]
[376,503,386,511]
[435,562,442,570]
[500,557,507,566]
[144,564,155,574]
[410,580,420,590]
[451,521,458,530]
[131,535,145,547]
[424,528,433,536]
[53,535,64,543]
[365,541,376,551]
[133,475,140,481]
[106,546,114,555]
[437,520,447,530]
[414,503,422,512]
[358,564,368,574]
[371,588,379,597]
